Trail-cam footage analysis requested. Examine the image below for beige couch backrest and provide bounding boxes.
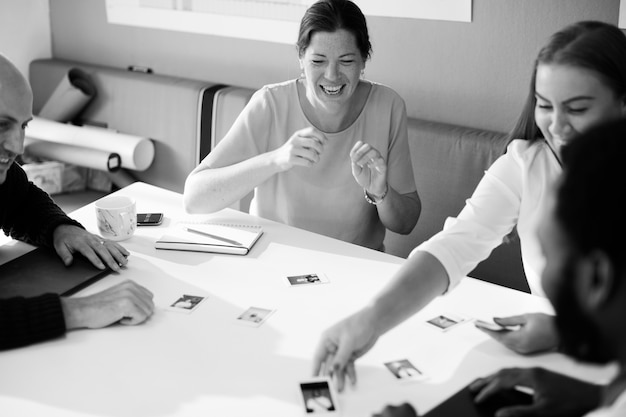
[384,119,528,292]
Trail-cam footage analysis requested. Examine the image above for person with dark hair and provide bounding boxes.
[469,118,626,417]
[312,20,626,395]
[184,0,420,251]
[0,54,154,350]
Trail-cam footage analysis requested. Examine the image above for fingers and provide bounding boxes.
[494,315,527,326]
[472,368,529,403]
[94,240,130,271]
[109,281,155,326]
[350,141,386,174]
[55,242,75,267]
[283,127,328,168]
[330,339,357,392]
[312,338,336,376]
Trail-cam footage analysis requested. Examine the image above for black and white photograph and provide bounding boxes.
[236,306,275,327]
[167,294,206,314]
[3,0,624,416]
[384,359,426,381]
[299,378,338,415]
[285,273,329,287]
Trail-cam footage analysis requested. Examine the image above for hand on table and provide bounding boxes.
[350,141,388,198]
[52,224,130,272]
[61,280,155,329]
[312,308,380,392]
[372,403,418,417]
[476,313,559,355]
[273,127,328,170]
[469,367,602,417]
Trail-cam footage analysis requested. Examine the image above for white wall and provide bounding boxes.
[48,0,622,133]
[0,0,51,79]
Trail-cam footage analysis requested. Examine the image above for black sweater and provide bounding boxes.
[0,163,82,350]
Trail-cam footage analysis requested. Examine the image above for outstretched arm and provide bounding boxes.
[313,251,449,391]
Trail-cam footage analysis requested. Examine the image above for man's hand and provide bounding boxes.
[53,224,130,272]
[61,280,155,329]
[469,367,602,417]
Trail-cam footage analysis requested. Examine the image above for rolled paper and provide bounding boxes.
[25,117,155,171]
[38,68,97,123]
[25,139,121,172]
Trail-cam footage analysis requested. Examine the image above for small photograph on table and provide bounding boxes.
[299,378,338,415]
[236,306,275,327]
[167,294,206,314]
[384,359,426,381]
[285,273,329,287]
[426,313,469,332]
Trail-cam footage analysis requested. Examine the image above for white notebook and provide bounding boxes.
[155,223,263,255]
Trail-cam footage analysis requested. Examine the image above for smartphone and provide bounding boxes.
[137,213,163,226]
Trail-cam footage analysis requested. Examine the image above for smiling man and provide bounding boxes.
[0,53,154,350]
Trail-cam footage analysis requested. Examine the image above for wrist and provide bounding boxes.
[364,184,388,205]
[61,297,83,330]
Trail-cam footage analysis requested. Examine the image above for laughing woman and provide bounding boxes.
[184,0,420,251]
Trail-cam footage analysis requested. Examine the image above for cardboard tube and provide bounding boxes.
[25,117,154,171]
[38,68,96,122]
[25,140,121,172]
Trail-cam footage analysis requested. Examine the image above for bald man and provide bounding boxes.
[0,54,154,350]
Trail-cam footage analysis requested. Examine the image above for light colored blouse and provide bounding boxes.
[216,79,416,250]
[414,139,562,295]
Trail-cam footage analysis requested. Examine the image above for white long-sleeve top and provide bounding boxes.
[413,139,562,296]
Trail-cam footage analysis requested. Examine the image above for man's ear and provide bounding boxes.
[575,250,615,311]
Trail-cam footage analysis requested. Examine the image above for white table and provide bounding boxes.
[0,182,615,417]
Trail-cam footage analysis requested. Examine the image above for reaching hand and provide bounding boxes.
[350,140,387,197]
[469,367,602,417]
[475,313,559,355]
[372,403,418,417]
[52,224,130,272]
[272,127,328,171]
[61,280,155,329]
[312,308,380,392]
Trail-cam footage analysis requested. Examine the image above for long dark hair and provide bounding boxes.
[296,0,372,61]
[509,21,626,143]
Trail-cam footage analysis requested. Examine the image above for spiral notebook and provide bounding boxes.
[155,223,263,255]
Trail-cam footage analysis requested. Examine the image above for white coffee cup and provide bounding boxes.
[95,195,137,241]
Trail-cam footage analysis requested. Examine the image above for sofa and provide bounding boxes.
[29,59,528,293]
[384,119,528,292]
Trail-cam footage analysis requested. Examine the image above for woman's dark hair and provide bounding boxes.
[296,0,372,61]
[509,21,626,143]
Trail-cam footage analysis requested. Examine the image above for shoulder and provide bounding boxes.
[248,79,298,111]
[255,79,297,100]
[504,138,553,166]
[367,82,406,106]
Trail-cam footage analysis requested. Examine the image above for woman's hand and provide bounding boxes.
[312,307,380,392]
[350,140,388,197]
[272,127,327,171]
[476,313,559,355]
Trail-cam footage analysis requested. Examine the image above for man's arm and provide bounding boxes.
[0,294,66,350]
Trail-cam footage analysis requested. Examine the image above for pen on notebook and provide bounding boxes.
[184,227,243,246]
